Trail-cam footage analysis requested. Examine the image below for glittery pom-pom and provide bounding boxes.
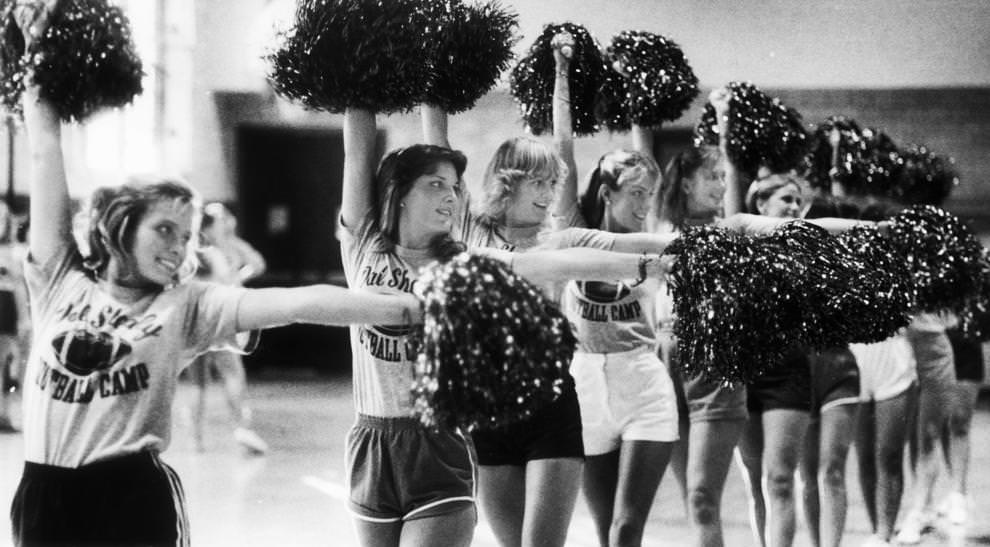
[694,82,808,177]
[804,117,900,196]
[596,30,698,131]
[891,144,959,206]
[509,22,605,136]
[0,0,143,122]
[422,0,518,113]
[411,252,577,430]
[266,0,438,114]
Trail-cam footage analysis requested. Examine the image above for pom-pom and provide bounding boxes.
[267,0,438,114]
[694,82,808,177]
[509,22,605,136]
[804,117,900,196]
[422,0,518,113]
[0,0,143,122]
[596,30,699,131]
[891,144,959,206]
[887,205,988,316]
[411,252,577,430]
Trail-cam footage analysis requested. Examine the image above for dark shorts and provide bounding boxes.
[671,367,748,423]
[0,290,16,335]
[809,346,860,416]
[10,451,189,547]
[747,348,812,413]
[471,386,584,466]
[347,415,475,523]
[947,329,985,382]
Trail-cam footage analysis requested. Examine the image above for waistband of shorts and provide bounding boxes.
[23,451,159,479]
[355,413,430,432]
[574,346,654,360]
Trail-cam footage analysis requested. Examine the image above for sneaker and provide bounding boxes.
[234,427,268,455]
[895,508,934,544]
[938,491,967,525]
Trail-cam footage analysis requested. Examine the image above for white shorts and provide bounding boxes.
[570,347,679,455]
[850,334,917,402]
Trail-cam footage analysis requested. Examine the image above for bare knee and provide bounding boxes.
[819,461,846,491]
[610,515,646,547]
[766,470,796,501]
[948,412,972,438]
[878,448,902,478]
[688,488,719,526]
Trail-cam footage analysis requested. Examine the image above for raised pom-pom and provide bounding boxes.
[509,22,605,136]
[597,30,699,131]
[411,252,577,430]
[694,82,808,177]
[891,144,959,207]
[804,117,900,196]
[423,0,518,113]
[0,0,143,122]
[267,0,438,114]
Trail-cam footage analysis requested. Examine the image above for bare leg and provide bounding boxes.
[942,380,981,523]
[874,389,912,541]
[521,458,583,547]
[584,451,620,546]
[800,417,821,547]
[761,409,809,547]
[816,403,857,547]
[399,506,476,547]
[609,441,673,547]
[686,419,745,547]
[736,413,766,547]
[352,519,401,547]
[854,399,878,533]
[670,417,690,516]
[478,465,526,547]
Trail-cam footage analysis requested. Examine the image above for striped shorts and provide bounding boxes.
[10,451,189,546]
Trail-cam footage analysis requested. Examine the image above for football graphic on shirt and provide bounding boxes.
[578,281,631,303]
[52,329,132,376]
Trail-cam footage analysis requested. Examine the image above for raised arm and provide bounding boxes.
[341,108,378,228]
[421,103,450,148]
[710,87,746,216]
[229,237,266,283]
[235,285,422,332]
[550,31,579,221]
[828,128,846,198]
[18,2,72,266]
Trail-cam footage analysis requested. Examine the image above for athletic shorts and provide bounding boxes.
[571,348,678,455]
[670,367,747,423]
[809,346,860,415]
[747,348,812,413]
[906,329,956,400]
[347,415,475,523]
[11,451,189,547]
[471,385,584,466]
[850,334,917,402]
[947,329,985,382]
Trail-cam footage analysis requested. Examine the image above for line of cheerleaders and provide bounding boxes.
[4,2,987,547]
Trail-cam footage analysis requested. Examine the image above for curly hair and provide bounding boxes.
[82,176,201,285]
[477,137,567,224]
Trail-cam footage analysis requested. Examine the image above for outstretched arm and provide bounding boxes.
[235,285,422,332]
[341,108,378,229]
[488,246,670,286]
[550,31,579,222]
[710,87,746,216]
[718,212,884,236]
[18,2,72,266]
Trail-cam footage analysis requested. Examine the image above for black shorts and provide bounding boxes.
[11,451,189,546]
[747,348,812,413]
[947,329,985,382]
[809,346,860,416]
[471,385,584,466]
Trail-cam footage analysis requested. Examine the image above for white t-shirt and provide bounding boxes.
[22,245,249,467]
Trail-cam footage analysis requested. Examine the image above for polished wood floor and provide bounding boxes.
[1,372,988,546]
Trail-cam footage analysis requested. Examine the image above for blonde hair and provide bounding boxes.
[745,172,803,214]
[478,137,567,224]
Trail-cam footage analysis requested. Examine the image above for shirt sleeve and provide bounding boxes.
[23,243,85,323]
[182,281,256,357]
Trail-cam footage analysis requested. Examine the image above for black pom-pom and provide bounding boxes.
[411,252,577,430]
[267,0,439,114]
[694,82,808,177]
[423,0,518,113]
[891,144,959,206]
[596,30,698,131]
[887,205,987,316]
[804,117,900,196]
[0,0,143,122]
[509,22,605,136]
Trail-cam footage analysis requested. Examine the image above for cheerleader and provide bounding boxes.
[0,200,29,433]
[8,5,430,544]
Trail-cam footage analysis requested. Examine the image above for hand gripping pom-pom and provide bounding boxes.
[694,82,808,178]
[421,0,518,113]
[509,22,605,136]
[266,0,440,114]
[0,0,143,122]
[597,30,698,131]
[411,253,577,430]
